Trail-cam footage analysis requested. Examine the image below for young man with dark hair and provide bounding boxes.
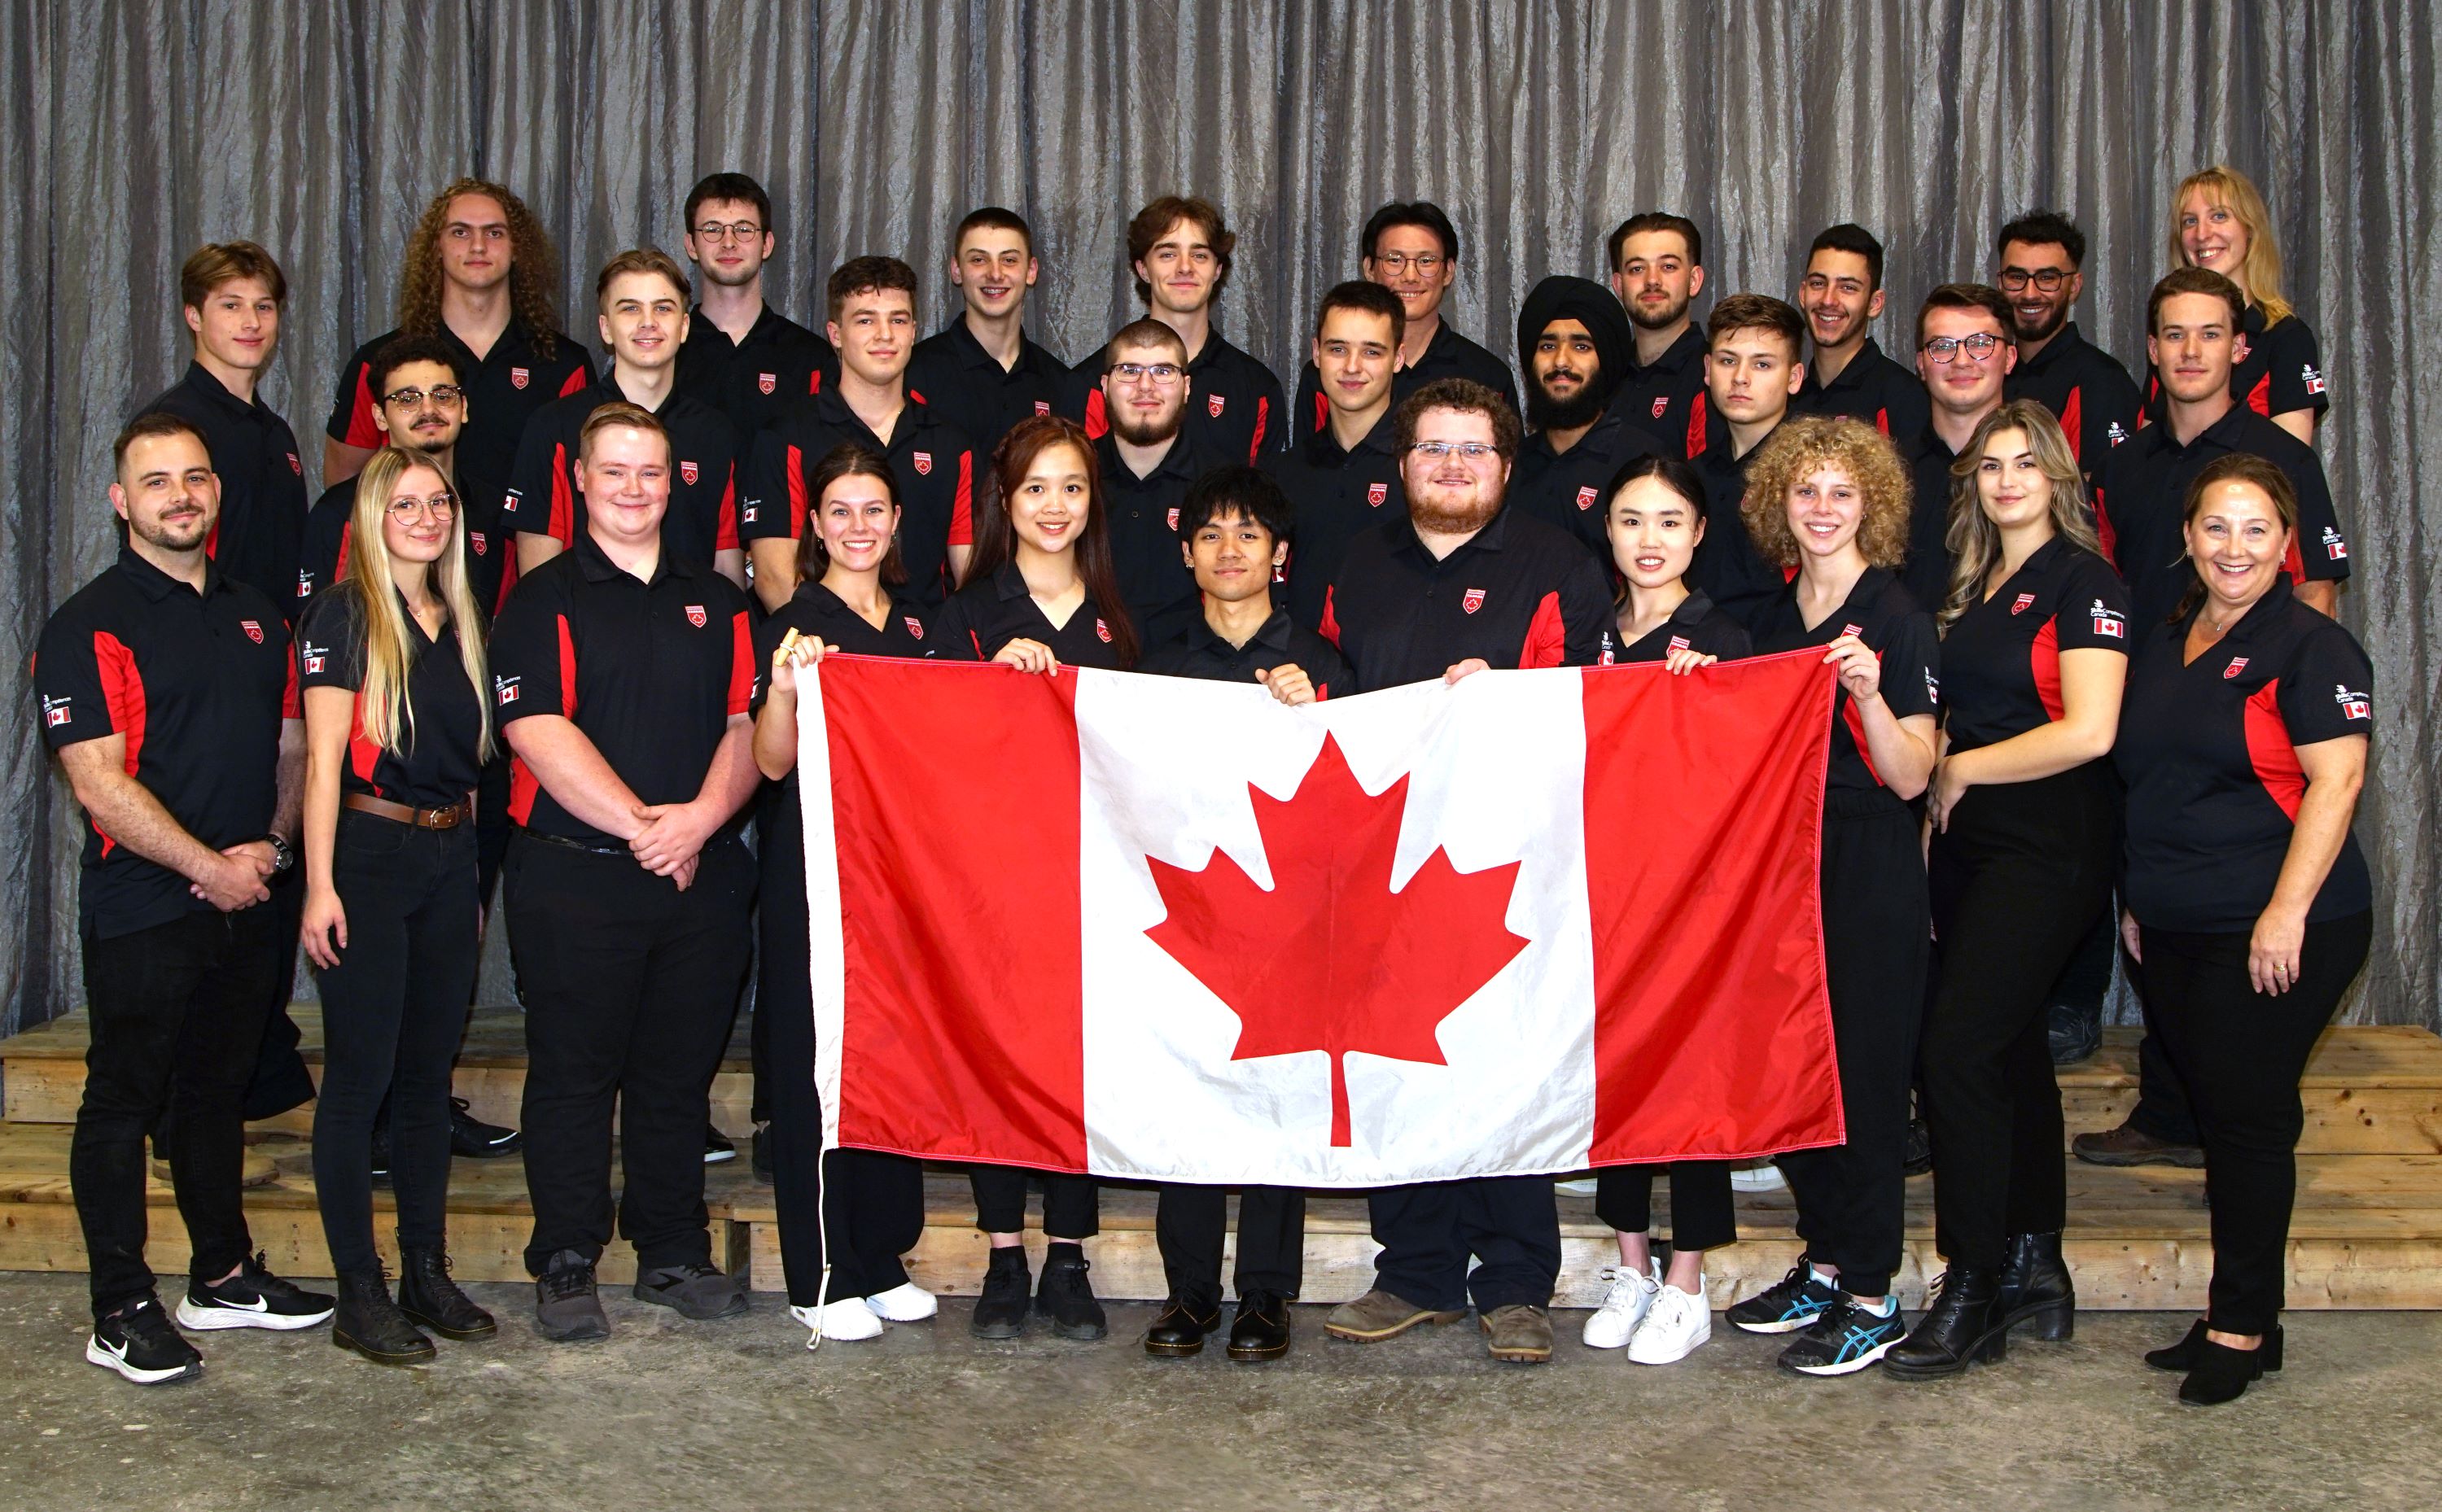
[297,336,474,612]
[1267,282,1407,631]
[1508,276,1661,558]
[1905,283,2020,610]
[38,413,333,1385]
[1093,319,1212,648]
[672,171,837,438]
[1995,209,2142,471]
[1289,201,1516,441]
[1792,223,1929,441]
[1077,195,1284,464]
[503,248,746,587]
[906,207,1070,463]
[1686,293,1809,628]
[740,256,976,613]
[1606,212,1712,454]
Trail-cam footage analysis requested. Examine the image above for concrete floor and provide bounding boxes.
[1,1274,2435,1512]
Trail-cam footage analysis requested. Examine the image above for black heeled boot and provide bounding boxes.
[1881,1266,2007,1379]
[2146,1318,2283,1374]
[333,1269,435,1367]
[2180,1335,2272,1405]
[399,1247,497,1339]
[1996,1231,2076,1340]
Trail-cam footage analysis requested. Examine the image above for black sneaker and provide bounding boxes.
[449,1098,522,1158]
[86,1298,203,1385]
[703,1125,737,1165]
[632,1262,746,1321]
[1036,1251,1107,1341]
[751,1125,773,1184]
[1779,1296,1909,1376]
[2047,1000,2102,1065]
[970,1248,1031,1339]
[534,1250,609,1342]
[370,1123,392,1187]
[176,1253,335,1331]
[1903,1116,1934,1177]
[1725,1256,1843,1335]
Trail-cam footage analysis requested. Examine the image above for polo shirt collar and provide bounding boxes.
[1392,503,1513,558]
[2017,321,2090,376]
[574,525,692,587]
[115,545,222,601]
[1670,588,1719,626]
[1821,338,1887,393]
[1633,324,1707,378]
[179,360,260,419]
[2191,569,2294,645]
[1098,429,1200,487]
[1308,410,1398,466]
[1183,606,1294,658]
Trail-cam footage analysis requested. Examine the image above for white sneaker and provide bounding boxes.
[864,1282,938,1322]
[1730,1160,1788,1192]
[1580,1261,1661,1349]
[1627,1279,1713,1364]
[790,1298,882,1343]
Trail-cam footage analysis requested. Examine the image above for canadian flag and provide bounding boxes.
[799,653,1843,1185]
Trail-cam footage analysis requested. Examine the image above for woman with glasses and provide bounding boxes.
[298,447,498,1366]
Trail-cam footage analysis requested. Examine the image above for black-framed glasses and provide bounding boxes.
[1998,267,2070,293]
[694,221,763,244]
[1922,332,2007,364]
[381,384,464,408]
[1371,251,1445,276]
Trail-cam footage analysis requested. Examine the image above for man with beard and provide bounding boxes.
[1508,276,1660,560]
[1094,320,1214,647]
[1606,212,1712,455]
[907,207,1070,463]
[1996,210,2141,477]
[1906,285,2019,612]
[673,173,836,438]
[1316,378,1608,1365]
[1289,202,1516,441]
[1686,294,1808,628]
[296,338,478,611]
[1267,282,1407,630]
[1792,224,1929,441]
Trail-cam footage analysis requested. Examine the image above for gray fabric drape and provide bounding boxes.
[2,1,2434,1033]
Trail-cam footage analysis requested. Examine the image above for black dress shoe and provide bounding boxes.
[2147,1318,2282,1374]
[2180,1336,2271,1405]
[1995,1231,2076,1341]
[1226,1288,1293,1361]
[398,1247,497,1340]
[332,1270,435,1367]
[1882,1266,2007,1379]
[1144,1297,1221,1357]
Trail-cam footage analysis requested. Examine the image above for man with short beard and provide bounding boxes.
[1508,276,1660,560]
[1094,319,1214,647]
[673,172,837,438]
[296,337,473,613]
[1606,212,1712,455]
[1996,209,2141,475]
[1792,223,1929,441]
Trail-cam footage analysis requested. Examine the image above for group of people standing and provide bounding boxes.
[37,163,2372,1410]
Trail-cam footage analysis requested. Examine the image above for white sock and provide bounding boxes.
[1852,1295,1895,1317]
[1810,1265,1840,1289]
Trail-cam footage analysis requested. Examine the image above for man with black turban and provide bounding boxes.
[1509,275,1661,559]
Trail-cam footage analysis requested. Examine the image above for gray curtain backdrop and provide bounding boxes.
[2,1,2434,1035]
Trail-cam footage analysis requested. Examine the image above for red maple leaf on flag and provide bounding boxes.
[1144,733,1530,1147]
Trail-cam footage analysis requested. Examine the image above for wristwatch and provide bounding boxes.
[261,833,296,875]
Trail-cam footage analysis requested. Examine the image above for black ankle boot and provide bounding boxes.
[970,1248,1031,1339]
[398,1247,496,1340]
[2180,1335,2271,1405]
[1881,1266,2007,1379]
[332,1269,435,1367]
[1143,1296,1220,1357]
[1996,1231,2076,1340]
[2147,1318,2283,1374]
[1037,1247,1108,1342]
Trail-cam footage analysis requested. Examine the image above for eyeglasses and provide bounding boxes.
[380,385,463,409]
[386,494,456,521]
[1108,362,1184,384]
[1997,268,2070,294]
[1407,441,1505,462]
[1922,333,2007,364]
[694,221,764,244]
[1371,251,1445,276]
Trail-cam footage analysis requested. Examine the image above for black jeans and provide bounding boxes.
[239,867,317,1121]
[1366,1176,1561,1313]
[309,812,481,1275]
[1921,765,2116,1268]
[506,832,754,1274]
[2141,911,2370,1335]
[1595,1161,1738,1252]
[1154,1185,1306,1309]
[1776,791,1928,1300]
[971,1167,1099,1239]
[75,905,282,1317]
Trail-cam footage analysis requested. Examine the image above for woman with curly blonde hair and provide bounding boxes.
[2163,165,2327,444]
[1721,415,1939,1379]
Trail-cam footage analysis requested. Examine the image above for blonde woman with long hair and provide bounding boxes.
[295,445,497,1366]
[2164,165,2328,444]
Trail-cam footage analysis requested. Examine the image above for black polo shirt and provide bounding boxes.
[1753,566,1939,798]
[294,470,513,619]
[2116,574,2371,933]
[673,301,836,439]
[2004,322,2141,471]
[1509,403,1662,559]
[1076,328,1286,465]
[929,562,1131,670]
[1795,337,1931,441]
[1609,325,1713,458]
[2143,304,2330,427]
[144,362,310,620]
[1265,411,1405,631]
[1598,588,1753,665]
[907,318,1070,464]
[1901,427,1967,616]
[326,319,594,535]
[2093,404,2349,629]
[36,550,296,938]
[488,532,754,848]
[1319,506,1613,693]
[501,378,741,571]
[1938,536,2129,755]
[1096,431,1216,649]
[1140,607,1354,697]
[1290,320,1519,444]
[1684,412,1789,631]
[739,390,975,606]
[295,587,485,810]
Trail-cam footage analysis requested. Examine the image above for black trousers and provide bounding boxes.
[1366,1176,1560,1313]
[1595,1161,1738,1252]
[1921,765,2116,1268]
[971,1167,1099,1239]
[1153,1185,1306,1309]
[1775,791,1928,1300]
[309,813,481,1275]
[2141,912,2370,1335]
[75,905,281,1317]
[2128,999,2203,1144]
[239,868,316,1121]
[506,832,754,1274]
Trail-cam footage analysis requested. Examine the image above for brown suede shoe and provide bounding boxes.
[2071,1119,2205,1169]
[1480,1304,1553,1363]
[1323,1289,1466,1342]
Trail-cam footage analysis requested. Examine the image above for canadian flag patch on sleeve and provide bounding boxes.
[2323,526,2348,561]
[2303,365,2327,396]
[2089,600,2126,639]
[2335,684,2370,720]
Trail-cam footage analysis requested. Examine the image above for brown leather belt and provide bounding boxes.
[343,793,473,829]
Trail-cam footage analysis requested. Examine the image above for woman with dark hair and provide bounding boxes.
[930,413,1136,1343]
[1723,417,1938,1378]
[1884,399,2128,1379]
[2116,453,2371,1404]
[751,444,936,1344]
